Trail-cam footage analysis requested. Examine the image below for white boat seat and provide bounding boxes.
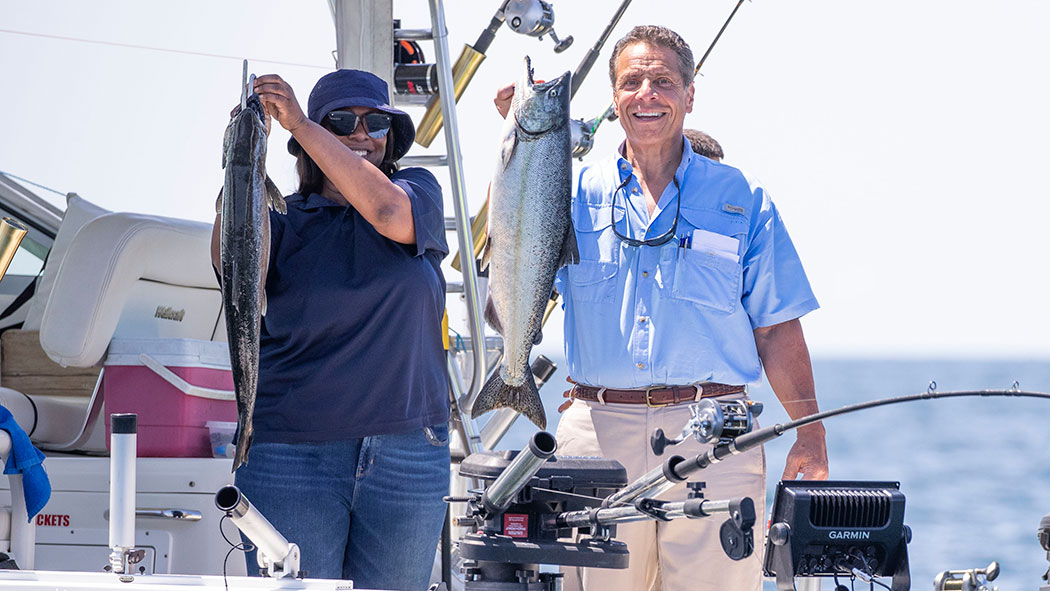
[21,194,110,332]
[0,387,105,452]
[40,211,223,368]
[4,209,227,451]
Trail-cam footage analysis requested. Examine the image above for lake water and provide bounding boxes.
[492,357,1050,590]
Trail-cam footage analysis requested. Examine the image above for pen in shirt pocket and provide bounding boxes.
[678,234,692,249]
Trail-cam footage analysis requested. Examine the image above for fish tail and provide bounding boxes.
[471,368,546,430]
[231,419,253,472]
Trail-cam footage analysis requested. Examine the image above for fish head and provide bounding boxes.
[224,91,269,170]
[512,56,571,136]
[226,93,267,142]
[240,93,267,131]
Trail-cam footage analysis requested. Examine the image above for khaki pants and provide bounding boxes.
[555,398,766,591]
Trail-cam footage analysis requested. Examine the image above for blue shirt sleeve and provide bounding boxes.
[392,167,448,259]
[740,189,819,329]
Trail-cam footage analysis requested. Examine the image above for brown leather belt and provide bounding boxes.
[565,382,746,407]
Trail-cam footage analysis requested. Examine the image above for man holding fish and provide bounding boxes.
[493,25,828,591]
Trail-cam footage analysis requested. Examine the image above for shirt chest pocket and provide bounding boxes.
[568,201,620,303]
[568,259,618,303]
[667,248,742,313]
[666,207,747,313]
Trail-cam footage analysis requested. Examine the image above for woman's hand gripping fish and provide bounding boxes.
[218,79,286,472]
[471,57,577,430]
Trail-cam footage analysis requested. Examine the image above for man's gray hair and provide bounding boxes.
[608,25,695,88]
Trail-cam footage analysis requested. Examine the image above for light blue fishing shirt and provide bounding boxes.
[556,137,819,389]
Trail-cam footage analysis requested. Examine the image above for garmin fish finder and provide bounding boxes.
[763,480,911,591]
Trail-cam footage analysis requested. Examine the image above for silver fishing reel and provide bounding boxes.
[504,0,573,53]
[569,118,594,160]
[651,398,763,456]
[932,561,999,591]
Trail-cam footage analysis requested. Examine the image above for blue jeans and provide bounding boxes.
[234,423,450,589]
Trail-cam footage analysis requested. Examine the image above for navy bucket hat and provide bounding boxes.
[287,69,415,161]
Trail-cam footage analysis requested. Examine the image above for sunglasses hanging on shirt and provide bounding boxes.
[611,176,681,247]
[323,111,393,139]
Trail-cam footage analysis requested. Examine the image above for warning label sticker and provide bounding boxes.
[504,514,528,538]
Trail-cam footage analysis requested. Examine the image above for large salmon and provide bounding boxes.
[471,57,577,430]
[219,77,285,472]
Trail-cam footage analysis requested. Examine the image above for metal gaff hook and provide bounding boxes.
[240,59,249,110]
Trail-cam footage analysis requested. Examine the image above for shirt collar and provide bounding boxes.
[293,192,350,211]
[614,135,693,187]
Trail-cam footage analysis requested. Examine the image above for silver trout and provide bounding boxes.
[471,57,577,430]
[219,84,286,471]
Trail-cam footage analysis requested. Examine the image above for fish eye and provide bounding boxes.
[549,88,560,97]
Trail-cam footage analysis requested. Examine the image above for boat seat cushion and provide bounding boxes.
[40,212,219,368]
[23,194,110,331]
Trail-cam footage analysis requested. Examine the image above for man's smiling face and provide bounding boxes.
[613,42,695,153]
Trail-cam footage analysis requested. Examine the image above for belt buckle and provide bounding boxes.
[645,386,669,408]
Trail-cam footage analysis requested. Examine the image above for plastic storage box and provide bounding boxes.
[103,338,236,457]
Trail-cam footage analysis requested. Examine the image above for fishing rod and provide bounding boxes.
[450,0,632,272]
[694,0,748,78]
[416,0,574,147]
[577,0,750,155]
[569,0,632,99]
[605,387,1050,509]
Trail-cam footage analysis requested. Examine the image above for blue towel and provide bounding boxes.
[0,406,50,521]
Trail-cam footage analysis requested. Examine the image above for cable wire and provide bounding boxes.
[0,28,330,70]
[219,514,255,591]
[0,171,66,197]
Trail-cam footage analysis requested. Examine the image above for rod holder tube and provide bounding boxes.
[108,413,137,573]
[415,44,486,147]
[667,498,732,520]
[601,455,685,508]
[215,485,298,576]
[557,497,738,528]
[0,217,27,284]
[480,431,557,516]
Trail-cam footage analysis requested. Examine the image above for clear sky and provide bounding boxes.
[1,0,1048,359]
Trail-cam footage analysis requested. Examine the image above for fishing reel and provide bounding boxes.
[569,118,595,160]
[504,0,573,53]
[393,20,438,96]
[650,398,763,456]
[933,562,999,591]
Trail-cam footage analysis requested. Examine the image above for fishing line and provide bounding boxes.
[530,486,608,504]
[0,28,330,70]
[0,171,66,197]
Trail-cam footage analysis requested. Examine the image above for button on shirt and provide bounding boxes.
[557,137,819,389]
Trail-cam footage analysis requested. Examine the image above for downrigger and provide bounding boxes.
[451,397,764,590]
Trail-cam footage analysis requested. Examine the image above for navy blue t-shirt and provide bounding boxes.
[254,167,450,442]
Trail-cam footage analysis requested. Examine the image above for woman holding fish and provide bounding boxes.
[210,69,449,589]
